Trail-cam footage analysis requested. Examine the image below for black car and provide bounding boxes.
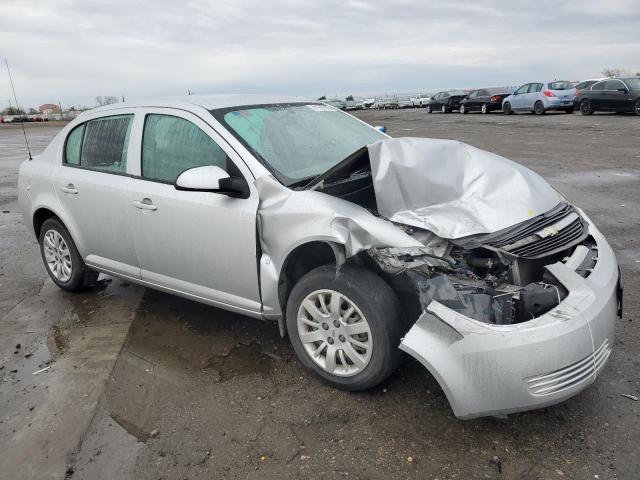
[426,90,467,113]
[575,77,640,115]
[572,79,605,109]
[459,88,511,114]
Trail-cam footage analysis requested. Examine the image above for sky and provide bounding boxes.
[1,0,639,109]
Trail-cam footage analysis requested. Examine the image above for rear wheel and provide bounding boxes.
[39,218,99,292]
[441,104,448,113]
[286,264,403,391]
[503,102,512,115]
[580,99,594,115]
[481,103,488,114]
[534,101,545,115]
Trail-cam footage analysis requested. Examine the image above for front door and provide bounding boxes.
[511,84,529,109]
[126,109,262,314]
[53,113,140,278]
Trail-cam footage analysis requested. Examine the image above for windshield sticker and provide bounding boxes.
[306,104,337,112]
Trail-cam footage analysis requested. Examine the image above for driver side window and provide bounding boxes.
[515,84,529,94]
[141,114,229,183]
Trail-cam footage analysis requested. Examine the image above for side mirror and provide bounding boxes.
[175,165,249,198]
[375,125,387,133]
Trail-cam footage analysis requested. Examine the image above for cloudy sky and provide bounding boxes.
[1,0,639,109]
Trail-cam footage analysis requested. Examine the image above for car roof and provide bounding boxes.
[88,94,314,115]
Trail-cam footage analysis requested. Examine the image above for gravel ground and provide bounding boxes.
[0,111,638,480]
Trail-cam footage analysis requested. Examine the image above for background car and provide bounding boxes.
[410,93,430,107]
[573,78,607,109]
[576,77,640,115]
[459,88,511,114]
[426,90,467,113]
[503,81,576,115]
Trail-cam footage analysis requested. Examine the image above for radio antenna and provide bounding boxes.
[5,59,32,160]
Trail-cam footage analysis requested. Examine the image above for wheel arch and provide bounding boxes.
[275,240,346,337]
[33,207,60,239]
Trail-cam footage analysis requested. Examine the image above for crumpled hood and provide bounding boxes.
[367,137,564,239]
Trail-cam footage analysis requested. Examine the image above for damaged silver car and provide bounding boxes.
[18,95,622,418]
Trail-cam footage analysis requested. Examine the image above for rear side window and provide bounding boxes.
[63,115,133,173]
[141,114,229,183]
[64,124,84,165]
[81,115,133,173]
[528,83,543,93]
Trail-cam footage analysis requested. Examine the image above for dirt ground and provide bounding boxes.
[0,110,638,480]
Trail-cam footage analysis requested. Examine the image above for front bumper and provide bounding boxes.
[400,220,619,419]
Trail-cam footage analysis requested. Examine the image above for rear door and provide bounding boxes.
[126,109,262,314]
[603,79,629,111]
[589,81,607,109]
[526,83,543,109]
[54,112,140,278]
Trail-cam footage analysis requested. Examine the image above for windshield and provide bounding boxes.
[548,81,574,90]
[212,103,385,186]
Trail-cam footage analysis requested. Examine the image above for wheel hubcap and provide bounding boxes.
[482,104,487,114]
[43,230,72,282]
[297,289,372,377]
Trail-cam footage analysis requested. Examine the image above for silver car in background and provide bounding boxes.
[503,81,577,115]
[18,95,621,419]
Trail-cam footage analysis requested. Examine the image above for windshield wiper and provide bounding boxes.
[299,146,369,191]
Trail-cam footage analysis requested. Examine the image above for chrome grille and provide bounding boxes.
[526,339,611,396]
[485,204,588,259]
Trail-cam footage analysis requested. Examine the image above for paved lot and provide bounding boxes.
[0,112,638,480]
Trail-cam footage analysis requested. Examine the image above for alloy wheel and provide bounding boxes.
[441,105,447,113]
[481,103,487,114]
[460,104,466,114]
[296,289,372,377]
[635,100,640,116]
[43,229,73,282]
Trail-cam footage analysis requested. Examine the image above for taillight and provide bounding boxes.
[575,88,580,97]
[543,90,555,97]
[490,95,500,102]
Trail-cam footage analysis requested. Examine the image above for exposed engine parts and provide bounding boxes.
[367,231,592,325]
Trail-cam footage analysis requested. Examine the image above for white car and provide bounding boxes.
[410,93,430,107]
[18,95,622,418]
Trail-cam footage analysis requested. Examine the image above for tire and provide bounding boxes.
[39,217,99,292]
[426,105,432,113]
[286,264,403,391]
[481,103,488,114]
[534,101,545,115]
[503,102,512,115]
[635,99,640,116]
[460,104,467,114]
[441,104,448,113]
[580,99,594,115]
[564,108,574,114]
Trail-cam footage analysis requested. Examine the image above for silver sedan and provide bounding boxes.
[18,95,622,418]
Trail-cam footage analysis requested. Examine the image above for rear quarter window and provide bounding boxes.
[64,124,85,165]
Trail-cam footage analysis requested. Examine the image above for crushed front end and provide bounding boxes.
[368,205,621,419]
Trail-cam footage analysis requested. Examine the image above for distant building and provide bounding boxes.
[39,103,61,114]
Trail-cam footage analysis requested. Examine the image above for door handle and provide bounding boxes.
[61,183,78,194]
[132,198,157,211]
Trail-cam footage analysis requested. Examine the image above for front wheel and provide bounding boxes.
[460,104,467,114]
[39,217,99,292]
[441,104,448,113]
[635,99,640,116]
[580,99,594,115]
[286,264,403,391]
[534,101,545,115]
[426,104,432,113]
[503,102,512,115]
[481,103,488,114]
